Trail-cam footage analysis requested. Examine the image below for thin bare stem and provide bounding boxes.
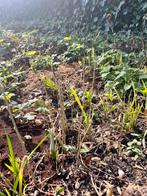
[0,82,27,155]
[57,79,67,146]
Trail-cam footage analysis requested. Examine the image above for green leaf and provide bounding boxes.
[124,83,132,91]
[5,93,15,101]
[64,37,72,41]
[34,100,46,108]
[55,187,64,196]
[35,107,49,113]
[0,192,6,196]
[80,146,89,154]
[115,71,126,80]
[40,75,58,91]
[6,134,19,175]
[24,50,36,56]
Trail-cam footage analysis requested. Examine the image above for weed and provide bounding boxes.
[30,55,53,70]
[4,134,27,196]
[127,131,147,159]
[99,50,147,97]
[0,80,26,155]
[127,139,145,159]
[123,98,142,132]
[40,75,58,91]
[55,186,64,196]
[63,37,85,63]
[85,90,92,106]
[100,90,116,116]
[140,81,147,114]
[70,88,90,128]
[49,131,58,160]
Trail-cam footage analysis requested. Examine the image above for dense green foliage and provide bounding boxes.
[57,0,147,32]
[0,0,146,32]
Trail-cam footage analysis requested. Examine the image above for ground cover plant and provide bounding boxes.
[0,0,147,195]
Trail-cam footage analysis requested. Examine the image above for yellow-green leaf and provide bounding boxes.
[64,36,71,41]
[24,50,37,56]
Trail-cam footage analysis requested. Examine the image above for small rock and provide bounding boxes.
[85,192,91,196]
[33,190,40,196]
[24,135,32,140]
[118,169,125,179]
[75,180,80,189]
[35,119,43,126]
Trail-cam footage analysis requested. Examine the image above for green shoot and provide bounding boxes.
[140,80,147,114]
[55,186,64,196]
[123,98,142,132]
[40,75,58,91]
[50,131,58,160]
[85,90,92,105]
[70,88,89,128]
[5,134,27,196]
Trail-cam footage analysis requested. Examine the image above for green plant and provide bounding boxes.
[63,37,85,63]
[85,90,92,105]
[0,190,11,196]
[34,100,49,113]
[40,75,58,91]
[0,62,25,95]
[99,90,116,116]
[70,88,90,128]
[0,81,27,155]
[30,55,53,70]
[127,131,147,159]
[55,186,64,196]
[127,139,145,159]
[99,51,147,97]
[23,50,37,57]
[123,98,142,132]
[0,132,51,195]
[140,80,147,114]
[49,131,58,160]
[4,134,27,196]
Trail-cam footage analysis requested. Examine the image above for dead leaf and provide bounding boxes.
[106,188,113,196]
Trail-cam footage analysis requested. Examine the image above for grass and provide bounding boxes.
[2,134,26,196]
[123,100,142,132]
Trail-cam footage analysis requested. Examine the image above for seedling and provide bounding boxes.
[85,90,92,105]
[127,131,147,159]
[55,186,64,196]
[5,134,27,196]
[70,88,90,128]
[40,75,58,91]
[50,131,58,160]
[123,98,142,132]
[30,55,53,70]
[100,91,116,116]
[140,80,147,115]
